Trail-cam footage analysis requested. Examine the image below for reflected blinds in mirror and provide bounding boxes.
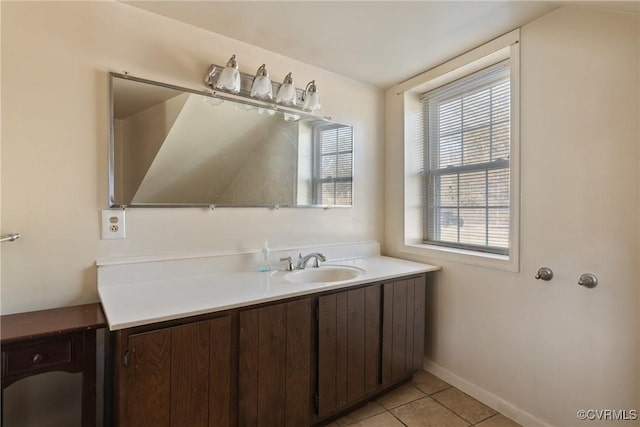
[313,124,353,206]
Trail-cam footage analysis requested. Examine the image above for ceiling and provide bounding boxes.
[125,1,639,89]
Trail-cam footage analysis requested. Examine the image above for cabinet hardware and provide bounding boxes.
[123,349,131,367]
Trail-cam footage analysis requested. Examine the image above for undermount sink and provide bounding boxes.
[284,265,365,284]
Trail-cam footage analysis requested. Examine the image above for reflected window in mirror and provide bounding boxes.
[312,124,353,205]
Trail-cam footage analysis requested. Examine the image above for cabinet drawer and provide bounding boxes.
[3,334,79,377]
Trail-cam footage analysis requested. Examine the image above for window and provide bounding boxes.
[400,30,519,270]
[423,61,511,255]
[313,124,353,205]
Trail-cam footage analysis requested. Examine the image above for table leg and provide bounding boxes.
[81,329,97,427]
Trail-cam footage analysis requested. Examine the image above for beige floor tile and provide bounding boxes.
[377,383,426,409]
[475,414,522,427]
[412,370,451,395]
[341,411,405,427]
[391,396,470,427]
[431,388,496,424]
[336,401,387,426]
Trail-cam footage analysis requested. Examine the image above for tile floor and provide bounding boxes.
[326,371,522,427]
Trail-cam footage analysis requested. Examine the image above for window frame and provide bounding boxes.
[423,61,511,256]
[400,29,520,272]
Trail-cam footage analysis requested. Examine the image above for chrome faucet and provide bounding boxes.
[279,256,295,271]
[296,252,326,269]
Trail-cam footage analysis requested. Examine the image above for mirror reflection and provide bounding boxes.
[110,74,353,207]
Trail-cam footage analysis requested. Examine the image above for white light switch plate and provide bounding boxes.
[101,209,126,239]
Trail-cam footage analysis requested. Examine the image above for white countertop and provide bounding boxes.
[98,256,440,331]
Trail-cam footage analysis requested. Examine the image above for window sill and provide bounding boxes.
[401,242,519,272]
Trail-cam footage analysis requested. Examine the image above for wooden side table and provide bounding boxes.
[1,303,106,427]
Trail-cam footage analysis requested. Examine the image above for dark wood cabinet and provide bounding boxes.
[125,327,171,427]
[113,273,427,427]
[316,276,426,419]
[117,316,234,427]
[1,303,105,427]
[317,285,381,417]
[382,275,426,385]
[209,316,236,427]
[238,298,312,427]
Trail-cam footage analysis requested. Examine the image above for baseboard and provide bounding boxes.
[423,359,553,427]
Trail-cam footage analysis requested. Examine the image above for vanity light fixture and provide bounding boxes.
[302,80,321,112]
[203,61,325,118]
[250,64,273,100]
[213,54,241,93]
[275,72,297,106]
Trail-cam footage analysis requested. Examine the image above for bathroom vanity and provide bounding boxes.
[98,250,439,427]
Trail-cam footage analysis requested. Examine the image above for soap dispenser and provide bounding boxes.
[259,240,271,272]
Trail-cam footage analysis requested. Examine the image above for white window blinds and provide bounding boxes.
[313,124,353,205]
[422,61,511,254]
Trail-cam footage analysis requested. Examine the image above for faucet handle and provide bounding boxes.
[279,256,294,271]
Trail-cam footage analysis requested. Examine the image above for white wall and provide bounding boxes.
[123,92,188,203]
[1,1,383,314]
[385,6,639,427]
[0,2,383,426]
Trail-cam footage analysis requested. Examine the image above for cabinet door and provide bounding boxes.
[123,317,233,427]
[381,275,426,385]
[126,321,209,427]
[126,328,171,427]
[209,315,236,427]
[238,298,312,427]
[317,285,381,417]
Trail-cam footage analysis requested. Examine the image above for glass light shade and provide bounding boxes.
[215,66,241,93]
[276,83,297,105]
[302,91,321,112]
[284,113,300,121]
[250,75,273,100]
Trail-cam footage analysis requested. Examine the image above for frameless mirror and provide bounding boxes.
[109,73,353,207]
